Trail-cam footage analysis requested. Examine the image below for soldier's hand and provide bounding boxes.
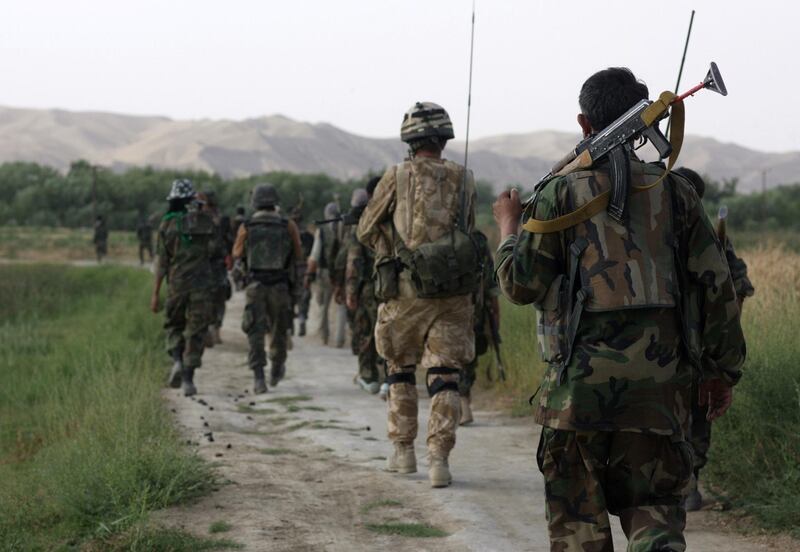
[346,294,357,312]
[150,293,161,314]
[699,378,734,421]
[493,188,522,237]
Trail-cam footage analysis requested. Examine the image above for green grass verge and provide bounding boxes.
[360,499,402,514]
[365,522,448,538]
[208,521,233,534]
[98,525,242,551]
[0,264,215,549]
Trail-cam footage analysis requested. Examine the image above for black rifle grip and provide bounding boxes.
[643,125,673,160]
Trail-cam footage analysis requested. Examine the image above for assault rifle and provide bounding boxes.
[314,205,365,226]
[527,62,727,225]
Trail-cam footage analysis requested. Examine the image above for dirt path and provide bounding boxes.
[161,291,794,551]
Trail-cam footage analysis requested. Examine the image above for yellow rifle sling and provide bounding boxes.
[522,92,685,235]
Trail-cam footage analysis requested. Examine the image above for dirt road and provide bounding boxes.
[161,291,790,551]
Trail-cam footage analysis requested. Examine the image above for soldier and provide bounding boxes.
[345,182,383,394]
[357,101,477,488]
[231,206,246,238]
[290,208,315,337]
[150,179,219,397]
[675,166,755,511]
[136,215,154,265]
[232,185,303,393]
[197,190,232,346]
[93,215,108,263]
[493,68,745,550]
[459,229,500,425]
[305,202,343,345]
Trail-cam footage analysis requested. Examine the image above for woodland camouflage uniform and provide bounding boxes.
[345,217,383,387]
[357,155,477,478]
[292,211,314,336]
[136,217,153,265]
[204,194,232,343]
[156,204,219,375]
[93,216,108,262]
[496,161,746,551]
[460,230,499,400]
[233,185,303,392]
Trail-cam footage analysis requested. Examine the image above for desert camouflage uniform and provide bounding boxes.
[460,230,499,397]
[345,229,383,384]
[690,238,753,480]
[357,157,476,458]
[496,160,745,551]
[233,210,303,378]
[156,208,219,370]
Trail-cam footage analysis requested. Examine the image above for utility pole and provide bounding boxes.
[91,165,98,223]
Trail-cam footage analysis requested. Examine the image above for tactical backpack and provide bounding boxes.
[245,213,291,273]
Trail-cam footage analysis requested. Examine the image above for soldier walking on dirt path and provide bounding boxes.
[345,182,384,395]
[305,202,344,346]
[150,178,220,397]
[493,68,746,551]
[291,208,314,337]
[459,229,500,426]
[197,190,233,347]
[93,215,108,263]
[357,101,478,488]
[232,184,303,394]
[136,215,154,265]
[675,167,755,512]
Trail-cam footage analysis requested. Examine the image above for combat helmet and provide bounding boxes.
[400,102,455,144]
[251,184,279,209]
[350,188,369,208]
[166,178,195,200]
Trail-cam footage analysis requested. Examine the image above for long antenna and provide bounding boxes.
[459,0,476,231]
[667,9,695,139]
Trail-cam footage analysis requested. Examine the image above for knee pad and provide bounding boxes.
[386,365,416,386]
[426,367,460,397]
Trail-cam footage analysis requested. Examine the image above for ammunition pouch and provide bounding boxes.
[373,256,401,302]
[426,367,460,397]
[400,230,480,299]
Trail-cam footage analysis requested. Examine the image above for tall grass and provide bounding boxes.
[0,226,139,262]
[491,243,800,534]
[0,265,214,550]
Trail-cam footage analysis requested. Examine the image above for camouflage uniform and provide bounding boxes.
[156,207,218,371]
[295,225,314,335]
[345,228,383,385]
[233,201,303,390]
[496,160,746,551]
[136,218,153,265]
[357,156,476,462]
[460,230,499,399]
[309,218,342,345]
[93,217,108,262]
[689,237,754,484]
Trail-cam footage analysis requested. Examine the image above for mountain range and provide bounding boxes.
[0,105,796,193]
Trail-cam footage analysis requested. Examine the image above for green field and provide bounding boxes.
[0,265,235,550]
[0,226,141,263]
[488,242,800,536]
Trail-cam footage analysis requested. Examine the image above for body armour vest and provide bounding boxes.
[536,161,678,366]
[245,211,291,272]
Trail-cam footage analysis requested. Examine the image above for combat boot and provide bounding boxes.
[298,320,306,337]
[386,443,417,474]
[459,396,474,426]
[168,359,183,389]
[684,478,703,511]
[428,454,452,488]
[357,377,380,395]
[253,365,267,394]
[181,367,197,397]
[270,363,286,387]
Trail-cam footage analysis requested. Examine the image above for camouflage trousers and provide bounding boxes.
[375,294,474,457]
[459,330,489,397]
[315,269,334,343]
[138,241,153,265]
[689,376,711,478]
[537,428,692,552]
[164,288,215,369]
[353,286,382,384]
[242,281,291,371]
[210,276,230,328]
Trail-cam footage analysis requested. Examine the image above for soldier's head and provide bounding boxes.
[401,101,454,158]
[350,188,369,209]
[675,167,706,199]
[578,68,649,137]
[366,176,381,198]
[323,202,340,220]
[251,185,279,211]
[166,178,195,212]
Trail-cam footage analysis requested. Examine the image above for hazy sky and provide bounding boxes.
[2,0,797,152]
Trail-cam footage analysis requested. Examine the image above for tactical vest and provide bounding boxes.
[391,159,479,299]
[319,224,340,270]
[245,212,291,272]
[535,162,678,371]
